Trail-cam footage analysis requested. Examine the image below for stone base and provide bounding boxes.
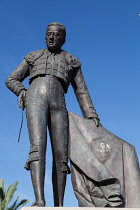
[20,207,140,210]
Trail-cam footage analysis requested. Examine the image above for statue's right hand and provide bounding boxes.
[18,90,26,110]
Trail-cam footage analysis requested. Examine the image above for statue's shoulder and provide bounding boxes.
[24,49,45,64]
[64,51,81,68]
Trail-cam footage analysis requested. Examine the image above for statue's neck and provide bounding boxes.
[47,48,62,54]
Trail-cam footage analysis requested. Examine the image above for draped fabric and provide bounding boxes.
[68,112,140,208]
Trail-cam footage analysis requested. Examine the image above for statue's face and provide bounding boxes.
[46,25,64,51]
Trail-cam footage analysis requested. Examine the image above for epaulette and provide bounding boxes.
[65,53,81,68]
[24,49,45,65]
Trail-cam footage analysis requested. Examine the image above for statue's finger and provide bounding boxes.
[94,118,99,127]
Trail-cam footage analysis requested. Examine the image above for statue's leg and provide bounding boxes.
[25,81,48,207]
[49,110,68,206]
[52,169,67,207]
[48,80,69,207]
[30,161,46,207]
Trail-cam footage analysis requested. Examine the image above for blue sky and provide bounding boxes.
[0,0,140,207]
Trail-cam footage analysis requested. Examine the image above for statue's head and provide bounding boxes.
[45,22,66,51]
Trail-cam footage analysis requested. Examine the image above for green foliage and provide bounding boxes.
[0,179,29,210]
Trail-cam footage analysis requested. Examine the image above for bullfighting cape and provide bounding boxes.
[68,112,140,208]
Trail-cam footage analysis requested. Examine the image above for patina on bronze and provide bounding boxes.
[6,22,100,207]
[68,112,140,208]
[6,22,139,208]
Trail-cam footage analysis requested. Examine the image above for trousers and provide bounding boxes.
[24,75,69,172]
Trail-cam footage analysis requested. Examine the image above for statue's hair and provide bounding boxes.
[48,22,66,29]
[46,22,66,39]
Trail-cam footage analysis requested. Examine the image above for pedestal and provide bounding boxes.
[20,207,140,210]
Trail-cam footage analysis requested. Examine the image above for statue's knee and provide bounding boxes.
[24,145,45,170]
[52,157,70,174]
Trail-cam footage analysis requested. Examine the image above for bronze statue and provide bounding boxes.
[6,22,99,207]
[6,22,140,208]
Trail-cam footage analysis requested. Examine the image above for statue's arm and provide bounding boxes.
[6,59,29,96]
[6,59,29,110]
[71,67,100,126]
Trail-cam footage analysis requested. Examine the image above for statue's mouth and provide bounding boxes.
[49,41,54,45]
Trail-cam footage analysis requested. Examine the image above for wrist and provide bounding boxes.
[18,89,27,96]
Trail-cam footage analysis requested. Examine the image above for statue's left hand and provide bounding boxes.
[18,89,26,110]
[93,118,100,127]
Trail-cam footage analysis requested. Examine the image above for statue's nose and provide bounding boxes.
[50,33,54,39]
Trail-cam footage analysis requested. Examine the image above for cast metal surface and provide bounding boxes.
[68,112,140,208]
[6,22,99,207]
[6,22,140,208]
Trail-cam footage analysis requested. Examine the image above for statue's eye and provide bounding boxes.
[47,32,51,36]
[54,32,59,36]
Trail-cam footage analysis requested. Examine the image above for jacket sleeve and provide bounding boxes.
[71,67,99,119]
[6,59,29,96]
